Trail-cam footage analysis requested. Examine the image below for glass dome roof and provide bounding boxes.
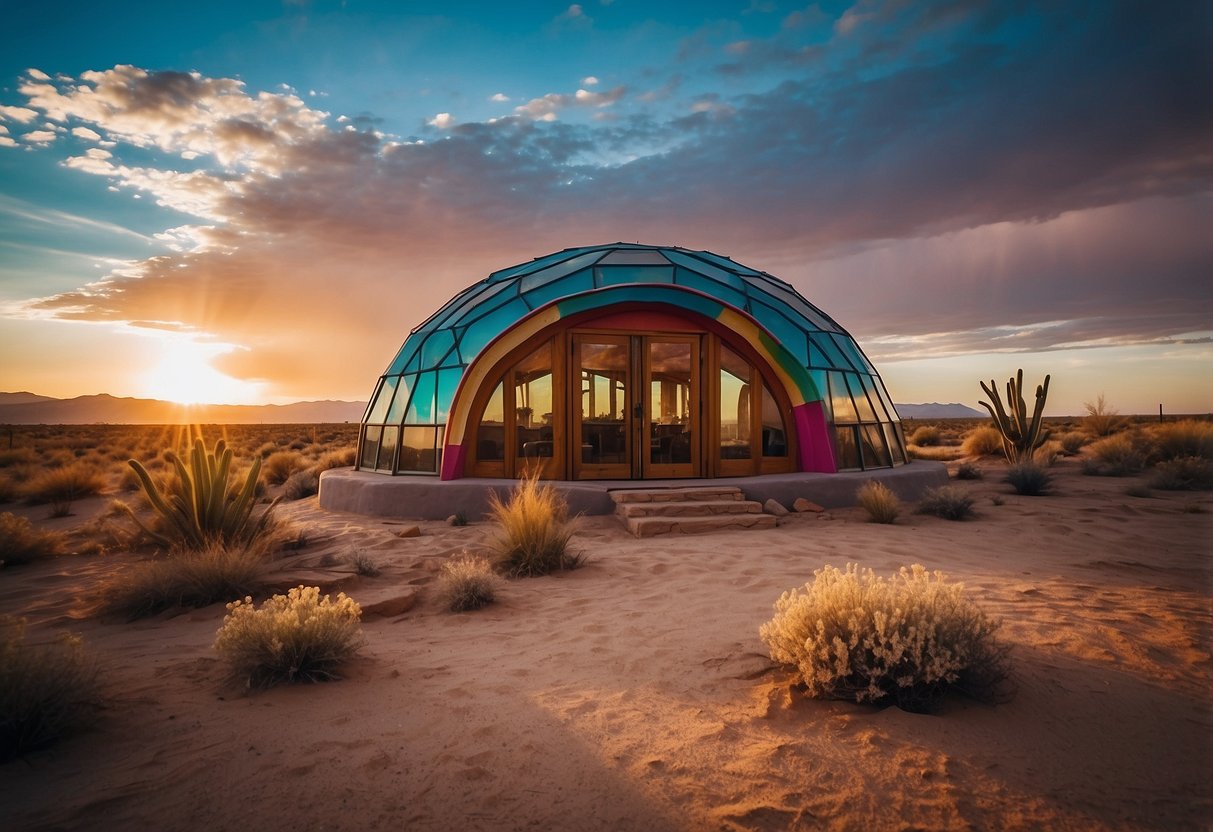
[361,243,905,477]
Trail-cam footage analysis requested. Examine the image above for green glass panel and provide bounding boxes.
[810,334,852,370]
[693,249,760,276]
[387,341,419,375]
[476,382,506,461]
[437,280,515,329]
[809,370,830,410]
[404,371,436,424]
[491,248,598,282]
[749,278,838,333]
[366,377,397,424]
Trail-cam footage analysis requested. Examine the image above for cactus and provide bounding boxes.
[125,438,279,549]
[978,370,1051,464]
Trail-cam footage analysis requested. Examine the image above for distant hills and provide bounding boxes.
[0,391,982,424]
[0,392,367,424]
[895,402,986,419]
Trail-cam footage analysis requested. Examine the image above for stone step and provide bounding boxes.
[615,499,762,518]
[609,486,744,504]
[625,513,778,537]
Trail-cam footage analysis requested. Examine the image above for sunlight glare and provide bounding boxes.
[138,336,261,405]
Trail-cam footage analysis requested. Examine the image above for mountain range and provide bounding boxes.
[0,392,984,424]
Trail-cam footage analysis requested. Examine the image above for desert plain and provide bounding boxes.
[1,423,1210,831]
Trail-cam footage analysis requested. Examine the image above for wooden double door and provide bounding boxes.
[572,332,700,480]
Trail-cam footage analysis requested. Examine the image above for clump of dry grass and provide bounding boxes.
[347,550,380,577]
[90,540,273,620]
[0,512,66,567]
[1150,457,1213,491]
[437,555,502,612]
[488,475,580,577]
[0,476,20,505]
[760,564,1011,713]
[915,486,976,520]
[954,461,984,480]
[1,617,101,761]
[1149,420,1213,462]
[961,426,1004,457]
[21,463,106,505]
[263,451,304,486]
[1005,461,1053,496]
[1082,394,1126,437]
[908,426,941,447]
[1057,431,1087,455]
[213,586,364,688]
[283,469,320,501]
[312,448,357,473]
[856,480,900,524]
[1083,432,1152,476]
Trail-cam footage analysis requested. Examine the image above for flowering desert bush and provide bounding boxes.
[760,564,1011,712]
[437,555,503,611]
[213,586,364,687]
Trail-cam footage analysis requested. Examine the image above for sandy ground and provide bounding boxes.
[2,457,1211,831]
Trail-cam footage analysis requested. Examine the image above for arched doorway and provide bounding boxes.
[461,306,796,480]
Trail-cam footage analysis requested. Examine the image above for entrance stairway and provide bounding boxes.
[610,486,777,537]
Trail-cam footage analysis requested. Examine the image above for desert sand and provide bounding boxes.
[2,456,1211,831]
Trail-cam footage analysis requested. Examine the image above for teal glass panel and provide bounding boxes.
[491,248,597,282]
[693,249,760,276]
[810,333,852,370]
[846,373,878,421]
[421,329,456,368]
[435,368,461,423]
[459,297,531,361]
[404,349,423,374]
[522,268,595,309]
[377,426,399,471]
[663,250,747,289]
[859,424,891,468]
[386,341,419,375]
[519,251,604,294]
[598,249,670,265]
[834,334,876,373]
[366,377,397,424]
[432,280,514,332]
[360,426,381,469]
[595,266,674,286]
[399,427,438,472]
[809,370,830,413]
[673,267,748,309]
[405,371,437,424]
[750,300,810,364]
[749,278,838,333]
[828,372,858,423]
[385,375,412,424]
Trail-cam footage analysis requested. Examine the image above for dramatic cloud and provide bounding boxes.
[3,1,1210,400]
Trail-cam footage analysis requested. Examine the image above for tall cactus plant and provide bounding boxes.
[125,438,278,549]
[978,369,1051,464]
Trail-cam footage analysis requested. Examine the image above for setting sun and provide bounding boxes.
[138,337,260,405]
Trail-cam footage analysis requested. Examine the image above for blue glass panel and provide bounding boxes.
[522,268,595,308]
[459,297,531,360]
[749,300,810,364]
[366,377,397,423]
[404,348,422,373]
[432,280,514,332]
[829,372,858,423]
[846,373,878,421]
[834,334,876,373]
[435,368,461,423]
[673,268,748,309]
[519,251,604,294]
[385,374,412,424]
[692,249,760,276]
[489,247,599,282]
[595,266,675,286]
[421,329,455,368]
[747,278,839,332]
[663,250,747,290]
[405,371,437,424]
[809,370,830,414]
[810,334,852,370]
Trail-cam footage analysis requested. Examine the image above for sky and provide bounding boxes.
[0,0,1209,415]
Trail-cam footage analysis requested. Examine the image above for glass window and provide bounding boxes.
[674,268,749,309]
[515,342,555,462]
[366,377,396,424]
[360,426,381,469]
[405,371,436,424]
[522,268,595,309]
[883,422,906,465]
[761,383,788,457]
[719,345,751,459]
[476,381,506,462]
[835,334,876,373]
[435,369,461,424]
[750,300,810,365]
[385,375,412,424]
[400,427,438,472]
[421,329,456,368]
[828,372,858,423]
[834,425,861,470]
[596,266,674,286]
[663,250,747,289]
[859,424,891,468]
[519,251,604,293]
[846,373,878,422]
[459,297,530,360]
[810,334,852,370]
[378,426,399,471]
[580,340,628,465]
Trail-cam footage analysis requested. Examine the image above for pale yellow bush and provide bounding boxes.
[213,586,364,687]
[961,426,1004,457]
[437,555,503,611]
[856,481,899,524]
[489,474,580,576]
[760,564,1010,712]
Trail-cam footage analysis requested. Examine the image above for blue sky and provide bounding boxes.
[0,0,1210,412]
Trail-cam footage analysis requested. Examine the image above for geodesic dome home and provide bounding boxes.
[359,243,907,481]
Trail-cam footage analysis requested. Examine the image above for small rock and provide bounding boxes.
[357,586,420,618]
[394,525,421,538]
[445,514,458,525]
[793,498,826,513]
[763,498,790,517]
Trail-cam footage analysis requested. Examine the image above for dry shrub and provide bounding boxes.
[954,461,983,480]
[1150,457,1213,491]
[91,540,272,620]
[0,513,67,567]
[1083,432,1151,476]
[906,445,967,462]
[347,550,380,577]
[915,486,976,520]
[0,617,101,761]
[0,448,37,468]
[961,426,1004,457]
[283,469,320,501]
[1149,420,1213,462]
[262,451,304,486]
[312,448,357,473]
[489,475,580,577]
[760,564,1011,713]
[1005,461,1053,496]
[21,463,106,505]
[437,555,502,611]
[908,426,941,447]
[1058,431,1087,455]
[213,586,364,688]
[0,476,18,505]
[1082,394,1126,437]
[856,480,900,524]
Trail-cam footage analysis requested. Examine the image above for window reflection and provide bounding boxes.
[719,345,751,460]
[516,343,555,461]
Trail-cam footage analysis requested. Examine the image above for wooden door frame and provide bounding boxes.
[571,331,633,480]
[639,333,701,479]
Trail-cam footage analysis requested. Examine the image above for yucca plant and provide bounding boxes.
[124,438,278,549]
